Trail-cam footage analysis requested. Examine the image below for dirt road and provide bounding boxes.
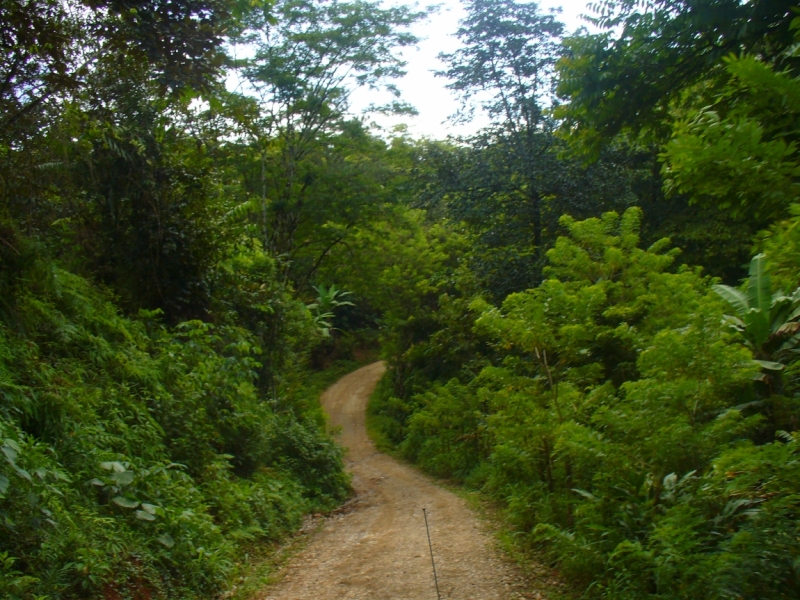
[259,362,538,600]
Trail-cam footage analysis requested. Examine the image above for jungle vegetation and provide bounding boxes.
[1,0,799,598]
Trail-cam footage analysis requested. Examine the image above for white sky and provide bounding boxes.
[350,0,596,139]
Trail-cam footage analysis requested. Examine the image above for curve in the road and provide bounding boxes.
[259,361,531,600]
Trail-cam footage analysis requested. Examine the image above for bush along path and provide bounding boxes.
[258,362,550,600]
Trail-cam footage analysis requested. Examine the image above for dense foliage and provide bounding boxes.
[373,209,800,597]
[366,1,800,599]
[4,0,800,597]
[1,257,349,598]
[0,0,422,596]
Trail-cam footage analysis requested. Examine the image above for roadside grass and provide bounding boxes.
[227,516,326,600]
[454,487,580,600]
[228,356,377,599]
[366,366,579,600]
[365,369,402,455]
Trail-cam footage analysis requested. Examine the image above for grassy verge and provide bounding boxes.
[226,515,326,600]
[455,488,579,600]
[365,370,401,455]
[226,355,378,599]
[366,367,578,600]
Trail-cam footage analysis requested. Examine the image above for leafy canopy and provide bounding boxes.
[556,0,797,157]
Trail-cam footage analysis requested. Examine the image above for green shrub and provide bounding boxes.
[379,208,800,598]
[0,259,349,598]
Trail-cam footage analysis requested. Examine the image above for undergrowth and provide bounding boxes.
[371,209,800,599]
[225,358,378,599]
[0,252,353,599]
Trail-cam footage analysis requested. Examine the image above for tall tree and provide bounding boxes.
[0,0,246,143]
[230,0,426,277]
[433,2,654,296]
[0,0,258,319]
[553,0,799,282]
[556,0,797,157]
[437,0,563,256]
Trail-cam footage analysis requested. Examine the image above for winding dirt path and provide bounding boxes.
[259,362,540,600]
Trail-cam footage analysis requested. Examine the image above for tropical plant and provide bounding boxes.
[660,48,800,223]
[373,208,800,598]
[307,284,355,337]
[0,259,350,598]
[312,284,355,315]
[713,253,800,374]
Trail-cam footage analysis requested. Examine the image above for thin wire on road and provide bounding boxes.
[423,507,442,600]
